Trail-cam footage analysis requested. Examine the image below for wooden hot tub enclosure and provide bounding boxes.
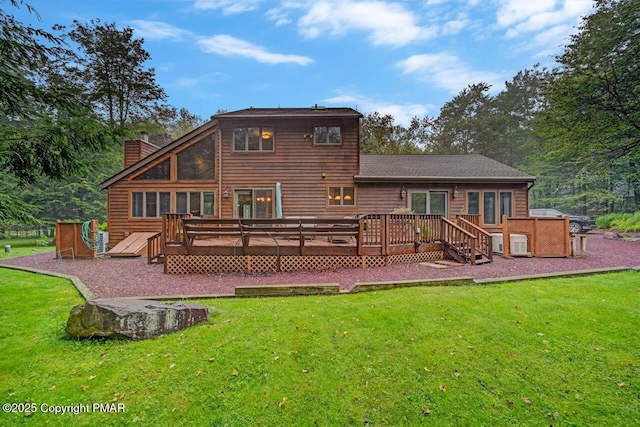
[147,213,493,274]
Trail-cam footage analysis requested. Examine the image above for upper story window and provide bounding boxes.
[314,126,341,145]
[233,127,274,151]
[177,136,215,180]
[133,159,170,180]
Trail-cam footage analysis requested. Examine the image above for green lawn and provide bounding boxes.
[0,268,638,426]
[0,238,55,260]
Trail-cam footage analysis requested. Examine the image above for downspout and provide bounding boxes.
[527,181,536,214]
[217,126,223,219]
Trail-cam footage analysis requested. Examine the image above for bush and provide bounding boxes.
[596,212,640,232]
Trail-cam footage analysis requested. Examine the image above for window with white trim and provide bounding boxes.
[131,192,171,218]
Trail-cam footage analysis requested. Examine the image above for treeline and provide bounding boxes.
[361,0,639,216]
[1,1,203,224]
[2,0,637,224]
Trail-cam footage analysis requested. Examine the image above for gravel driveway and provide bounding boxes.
[1,232,638,299]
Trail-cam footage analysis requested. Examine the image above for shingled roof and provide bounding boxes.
[356,154,535,183]
[213,106,362,119]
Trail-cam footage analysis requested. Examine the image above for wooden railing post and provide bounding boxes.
[381,214,389,256]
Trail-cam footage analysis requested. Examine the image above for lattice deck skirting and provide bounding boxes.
[165,251,444,275]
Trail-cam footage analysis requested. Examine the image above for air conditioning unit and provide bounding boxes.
[492,233,504,254]
[97,231,109,255]
[510,234,528,255]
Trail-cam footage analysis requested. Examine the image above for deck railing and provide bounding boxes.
[163,213,192,245]
[457,214,480,227]
[158,213,493,265]
[457,216,493,262]
[442,217,478,264]
[147,232,163,264]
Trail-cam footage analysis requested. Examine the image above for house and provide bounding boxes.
[100,106,535,247]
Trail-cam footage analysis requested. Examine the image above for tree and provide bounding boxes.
[0,1,112,223]
[428,83,497,155]
[360,112,427,154]
[62,19,167,131]
[129,105,204,147]
[493,65,547,167]
[535,0,640,212]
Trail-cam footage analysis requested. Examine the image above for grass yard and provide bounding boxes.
[0,238,55,260]
[0,267,638,426]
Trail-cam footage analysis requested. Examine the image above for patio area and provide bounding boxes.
[1,232,638,299]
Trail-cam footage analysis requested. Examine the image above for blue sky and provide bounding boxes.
[15,0,594,125]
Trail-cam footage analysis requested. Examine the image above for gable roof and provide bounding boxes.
[100,119,218,189]
[356,154,535,183]
[213,106,362,119]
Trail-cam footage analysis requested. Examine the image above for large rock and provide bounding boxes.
[66,299,209,340]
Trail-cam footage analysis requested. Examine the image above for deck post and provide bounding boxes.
[381,214,389,256]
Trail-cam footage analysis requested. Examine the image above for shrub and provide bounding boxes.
[596,211,640,232]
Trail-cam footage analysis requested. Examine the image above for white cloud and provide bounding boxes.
[323,92,435,126]
[495,0,593,38]
[193,0,264,15]
[127,20,193,41]
[266,8,292,26]
[197,34,314,65]
[441,18,470,36]
[396,52,504,94]
[297,0,437,47]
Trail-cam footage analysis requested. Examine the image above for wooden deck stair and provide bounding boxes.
[442,217,494,265]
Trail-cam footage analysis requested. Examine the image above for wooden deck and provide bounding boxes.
[149,214,493,274]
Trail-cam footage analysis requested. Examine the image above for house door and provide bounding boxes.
[235,189,274,218]
[409,191,448,215]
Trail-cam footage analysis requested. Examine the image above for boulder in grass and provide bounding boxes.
[66,299,209,340]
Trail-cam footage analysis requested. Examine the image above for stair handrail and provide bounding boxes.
[457,217,493,263]
[441,217,477,264]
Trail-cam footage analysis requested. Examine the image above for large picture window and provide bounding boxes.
[176,192,215,217]
[233,127,274,151]
[177,137,215,180]
[235,189,273,218]
[328,186,355,206]
[314,126,341,145]
[133,159,170,180]
[410,191,448,215]
[131,192,170,218]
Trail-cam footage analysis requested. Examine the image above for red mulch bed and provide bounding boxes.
[1,233,638,299]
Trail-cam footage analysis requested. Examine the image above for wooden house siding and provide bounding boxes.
[102,108,535,248]
[357,182,529,232]
[217,117,360,219]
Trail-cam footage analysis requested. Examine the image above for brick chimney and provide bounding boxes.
[124,133,159,168]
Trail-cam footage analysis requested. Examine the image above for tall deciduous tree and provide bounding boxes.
[360,112,428,154]
[535,0,640,212]
[63,19,167,131]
